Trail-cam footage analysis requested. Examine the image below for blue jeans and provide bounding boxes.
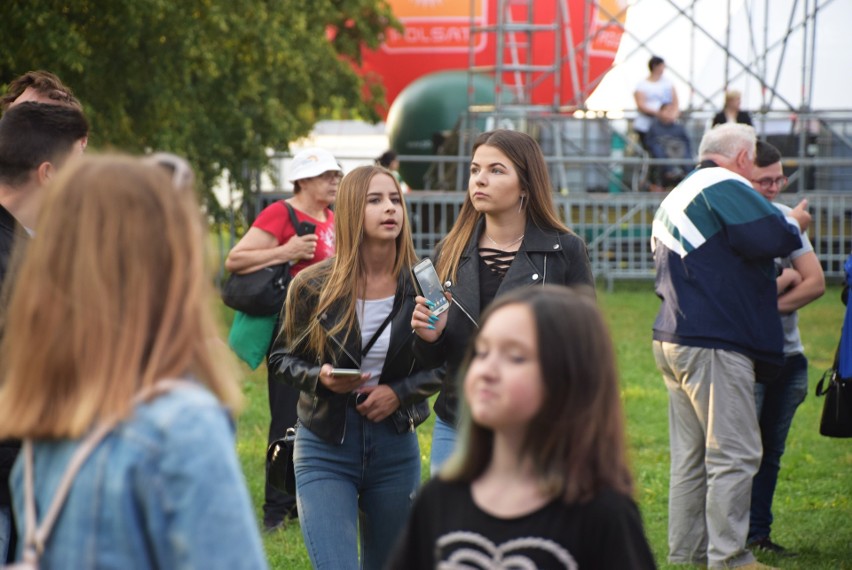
[0,505,10,563]
[294,406,420,570]
[749,352,808,542]
[429,415,457,476]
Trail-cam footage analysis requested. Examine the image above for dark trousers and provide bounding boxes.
[263,364,299,523]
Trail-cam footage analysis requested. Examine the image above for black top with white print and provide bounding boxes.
[388,479,656,570]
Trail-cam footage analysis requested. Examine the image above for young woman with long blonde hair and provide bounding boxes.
[268,165,438,570]
[0,154,266,569]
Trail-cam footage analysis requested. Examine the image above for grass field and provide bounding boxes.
[229,283,852,569]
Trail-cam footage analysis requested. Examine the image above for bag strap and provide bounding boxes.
[361,294,402,357]
[817,343,842,397]
[282,201,303,236]
[18,379,198,563]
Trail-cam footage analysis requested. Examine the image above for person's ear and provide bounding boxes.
[35,161,55,186]
[736,149,753,174]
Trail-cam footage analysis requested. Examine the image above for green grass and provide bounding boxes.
[229,285,852,569]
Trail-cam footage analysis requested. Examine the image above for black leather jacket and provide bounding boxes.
[413,218,594,426]
[268,270,439,444]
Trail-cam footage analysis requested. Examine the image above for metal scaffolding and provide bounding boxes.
[449,0,849,194]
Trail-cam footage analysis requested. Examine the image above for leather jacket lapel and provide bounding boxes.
[382,275,416,367]
[455,249,482,324]
[317,301,361,368]
[498,219,561,292]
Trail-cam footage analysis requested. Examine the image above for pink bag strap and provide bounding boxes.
[17,379,198,564]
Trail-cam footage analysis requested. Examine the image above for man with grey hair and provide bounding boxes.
[651,123,809,569]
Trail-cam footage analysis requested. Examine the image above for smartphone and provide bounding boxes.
[331,368,361,378]
[413,258,450,315]
[298,221,316,235]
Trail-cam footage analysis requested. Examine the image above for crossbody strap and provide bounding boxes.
[19,378,198,562]
[282,201,303,236]
[361,294,402,357]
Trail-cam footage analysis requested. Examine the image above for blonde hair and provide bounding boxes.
[285,165,417,360]
[724,90,741,107]
[435,130,571,284]
[0,154,242,439]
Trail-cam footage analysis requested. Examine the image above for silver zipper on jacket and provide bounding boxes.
[443,280,479,328]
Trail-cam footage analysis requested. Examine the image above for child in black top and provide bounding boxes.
[390,286,656,570]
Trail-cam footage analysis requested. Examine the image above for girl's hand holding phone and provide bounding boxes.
[318,364,369,393]
[410,293,451,343]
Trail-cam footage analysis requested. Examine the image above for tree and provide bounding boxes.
[0,0,398,221]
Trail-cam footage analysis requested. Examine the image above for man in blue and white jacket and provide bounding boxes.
[651,123,809,569]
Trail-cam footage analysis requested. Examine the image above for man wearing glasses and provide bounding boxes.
[747,141,825,557]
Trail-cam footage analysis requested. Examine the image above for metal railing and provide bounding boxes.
[403,191,851,289]
[255,190,851,289]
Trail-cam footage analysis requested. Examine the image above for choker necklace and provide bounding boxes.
[484,233,524,249]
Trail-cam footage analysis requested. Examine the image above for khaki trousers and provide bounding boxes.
[653,341,762,568]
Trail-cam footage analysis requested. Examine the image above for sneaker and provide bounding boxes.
[262,518,286,533]
[748,537,798,558]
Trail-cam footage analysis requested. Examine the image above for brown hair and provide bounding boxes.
[0,155,242,438]
[434,130,571,284]
[284,165,418,360]
[443,285,634,503]
[1,70,82,111]
[0,102,89,186]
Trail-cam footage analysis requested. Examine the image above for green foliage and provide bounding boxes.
[227,285,852,568]
[0,0,398,221]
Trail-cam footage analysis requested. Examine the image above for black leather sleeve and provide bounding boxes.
[388,363,444,407]
[267,286,322,395]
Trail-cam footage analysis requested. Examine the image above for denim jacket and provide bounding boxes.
[10,383,267,570]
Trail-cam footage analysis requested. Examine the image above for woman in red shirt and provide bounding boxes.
[225,147,341,531]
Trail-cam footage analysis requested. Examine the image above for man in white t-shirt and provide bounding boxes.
[634,55,679,150]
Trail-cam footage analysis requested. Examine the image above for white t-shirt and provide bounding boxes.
[356,296,394,386]
[634,76,675,133]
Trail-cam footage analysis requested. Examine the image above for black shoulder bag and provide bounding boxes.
[816,344,852,438]
[221,202,303,316]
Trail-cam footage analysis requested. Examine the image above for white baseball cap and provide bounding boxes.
[286,148,342,182]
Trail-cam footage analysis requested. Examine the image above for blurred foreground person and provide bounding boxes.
[0,155,267,569]
[391,285,656,570]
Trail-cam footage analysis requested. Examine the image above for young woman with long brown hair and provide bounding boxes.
[410,129,594,474]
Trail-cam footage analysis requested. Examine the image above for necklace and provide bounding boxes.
[484,232,524,250]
